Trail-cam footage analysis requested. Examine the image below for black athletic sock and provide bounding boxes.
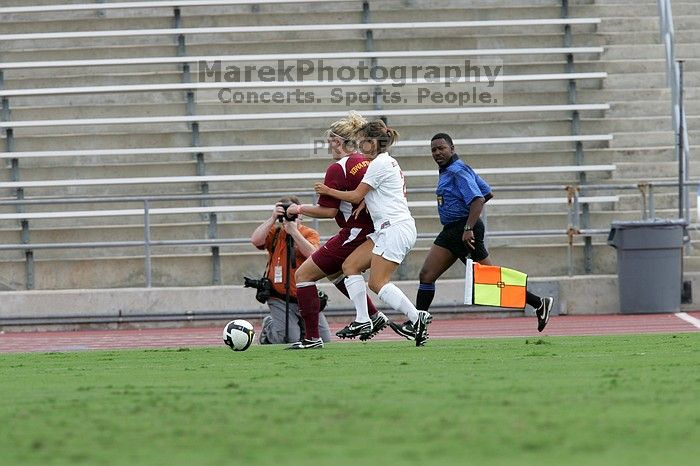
[416,282,436,312]
[526,291,542,310]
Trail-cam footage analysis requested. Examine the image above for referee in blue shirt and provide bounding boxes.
[389,133,552,338]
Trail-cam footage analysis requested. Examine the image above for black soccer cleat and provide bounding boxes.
[335,320,373,339]
[286,338,324,350]
[388,320,416,341]
[359,312,389,341]
[536,297,553,332]
[414,311,433,347]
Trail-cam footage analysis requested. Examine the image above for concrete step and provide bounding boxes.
[8,146,625,174]
[582,116,673,133]
[0,25,591,52]
[614,161,700,179]
[3,141,660,167]
[608,130,675,148]
[5,101,609,128]
[575,3,700,17]
[614,191,691,212]
[0,238,619,290]
[683,256,700,272]
[0,196,628,237]
[3,60,611,90]
[0,110,605,141]
[603,71,680,90]
[609,99,700,118]
[9,160,199,182]
[4,116,599,146]
[3,71,184,91]
[676,43,700,60]
[2,3,594,29]
[597,15,700,33]
[2,161,615,195]
[6,203,675,258]
[3,58,667,94]
[1,75,602,105]
[2,126,614,155]
[1,0,391,24]
[578,88,671,103]
[676,30,700,45]
[0,192,620,229]
[6,84,671,110]
[3,87,579,111]
[1,170,612,199]
[1,33,590,60]
[0,210,628,249]
[602,44,666,60]
[8,230,614,257]
[5,83,691,126]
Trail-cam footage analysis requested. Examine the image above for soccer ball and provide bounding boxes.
[223,319,255,351]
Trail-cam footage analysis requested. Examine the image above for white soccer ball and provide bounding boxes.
[223,319,255,351]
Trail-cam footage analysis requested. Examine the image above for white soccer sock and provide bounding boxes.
[378,283,420,324]
[344,275,371,323]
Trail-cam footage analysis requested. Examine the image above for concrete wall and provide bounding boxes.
[3,272,699,331]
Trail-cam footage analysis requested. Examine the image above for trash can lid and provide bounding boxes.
[610,218,688,229]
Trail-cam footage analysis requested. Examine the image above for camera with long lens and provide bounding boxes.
[318,290,329,312]
[278,202,298,223]
[243,276,273,304]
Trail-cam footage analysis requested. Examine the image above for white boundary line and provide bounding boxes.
[674,312,700,329]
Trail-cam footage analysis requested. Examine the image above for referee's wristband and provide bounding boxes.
[463,225,472,232]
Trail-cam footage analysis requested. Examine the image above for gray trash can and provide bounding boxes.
[608,219,687,313]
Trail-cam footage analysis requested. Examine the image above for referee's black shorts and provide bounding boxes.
[433,217,489,262]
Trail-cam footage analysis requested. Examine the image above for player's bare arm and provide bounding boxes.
[462,197,486,249]
[286,203,338,219]
[314,181,372,205]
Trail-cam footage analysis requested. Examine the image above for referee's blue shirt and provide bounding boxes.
[436,155,492,225]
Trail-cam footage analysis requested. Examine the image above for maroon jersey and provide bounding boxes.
[318,152,374,230]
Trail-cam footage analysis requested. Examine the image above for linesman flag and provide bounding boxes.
[464,259,527,308]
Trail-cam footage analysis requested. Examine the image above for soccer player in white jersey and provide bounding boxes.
[315,119,433,346]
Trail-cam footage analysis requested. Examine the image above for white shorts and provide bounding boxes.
[367,219,417,264]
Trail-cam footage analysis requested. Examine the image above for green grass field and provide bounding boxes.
[1,333,699,466]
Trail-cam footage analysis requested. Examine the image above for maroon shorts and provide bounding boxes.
[312,226,373,275]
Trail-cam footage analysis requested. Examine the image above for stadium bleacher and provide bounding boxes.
[0,0,696,317]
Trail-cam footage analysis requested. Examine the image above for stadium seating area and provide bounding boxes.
[0,0,697,298]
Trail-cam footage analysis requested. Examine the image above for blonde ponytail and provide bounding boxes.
[326,111,368,141]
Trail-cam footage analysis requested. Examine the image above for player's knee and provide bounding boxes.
[367,278,386,294]
[342,261,361,276]
[295,267,309,283]
[418,268,430,283]
[418,267,436,284]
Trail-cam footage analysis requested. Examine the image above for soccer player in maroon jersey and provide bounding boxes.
[284,112,389,350]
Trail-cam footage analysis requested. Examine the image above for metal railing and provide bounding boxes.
[0,180,695,288]
[658,0,691,220]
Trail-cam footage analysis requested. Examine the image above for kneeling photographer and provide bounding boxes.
[248,196,332,344]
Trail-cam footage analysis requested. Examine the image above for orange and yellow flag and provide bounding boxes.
[464,259,527,308]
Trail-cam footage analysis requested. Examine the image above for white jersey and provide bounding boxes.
[361,152,413,231]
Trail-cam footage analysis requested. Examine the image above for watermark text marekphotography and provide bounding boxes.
[197,59,503,106]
